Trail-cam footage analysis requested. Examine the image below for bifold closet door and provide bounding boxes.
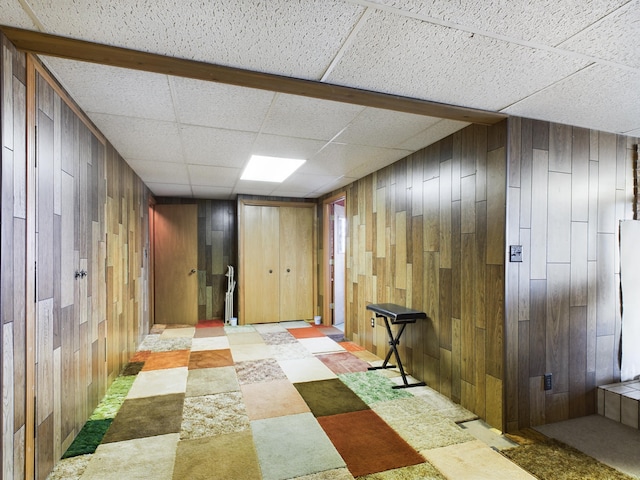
[243,205,280,324]
[279,206,313,321]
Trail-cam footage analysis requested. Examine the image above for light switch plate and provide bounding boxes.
[510,245,523,262]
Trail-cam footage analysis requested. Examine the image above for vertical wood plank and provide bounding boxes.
[530,149,549,279]
[547,172,571,263]
[486,147,506,265]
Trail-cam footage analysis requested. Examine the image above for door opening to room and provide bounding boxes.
[323,194,346,330]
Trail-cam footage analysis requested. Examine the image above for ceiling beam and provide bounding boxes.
[1,25,506,125]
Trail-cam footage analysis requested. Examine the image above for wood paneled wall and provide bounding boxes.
[1,34,151,479]
[340,122,508,429]
[155,198,237,320]
[505,118,639,430]
[1,34,28,480]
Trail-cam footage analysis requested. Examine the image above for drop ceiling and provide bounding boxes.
[1,0,639,199]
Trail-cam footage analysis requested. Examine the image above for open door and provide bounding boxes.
[323,194,347,329]
[154,204,198,325]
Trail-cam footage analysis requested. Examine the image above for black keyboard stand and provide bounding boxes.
[366,303,427,389]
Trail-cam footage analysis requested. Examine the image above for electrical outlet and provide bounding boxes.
[544,373,552,391]
[510,245,523,262]
[371,317,375,328]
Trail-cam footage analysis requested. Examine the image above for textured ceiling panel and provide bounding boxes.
[171,76,275,131]
[502,64,640,134]
[188,165,241,187]
[0,0,38,28]
[333,108,441,148]
[370,0,629,45]
[326,10,589,111]
[28,0,364,79]
[251,135,327,161]
[191,185,234,200]
[276,172,343,193]
[180,125,256,168]
[126,159,189,185]
[262,94,365,141]
[559,0,640,68]
[146,183,193,197]
[398,119,471,150]
[88,114,183,163]
[43,57,176,121]
[304,143,412,177]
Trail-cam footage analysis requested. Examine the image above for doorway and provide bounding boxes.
[323,193,347,330]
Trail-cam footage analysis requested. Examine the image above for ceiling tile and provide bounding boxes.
[398,119,470,150]
[0,0,38,27]
[42,57,175,121]
[326,10,589,112]
[558,0,640,69]
[29,0,364,79]
[333,107,442,148]
[188,165,241,187]
[371,0,629,45]
[191,185,233,200]
[126,160,189,185]
[502,63,640,134]
[234,180,277,196]
[261,93,365,141]
[181,125,256,168]
[171,76,275,131]
[146,182,193,197]
[277,173,344,193]
[252,134,327,161]
[303,143,412,177]
[88,114,183,162]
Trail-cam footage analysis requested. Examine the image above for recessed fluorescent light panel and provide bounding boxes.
[241,155,306,182]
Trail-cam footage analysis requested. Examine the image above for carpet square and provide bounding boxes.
[338,371,413,405]
[294,379,369,417]
[229,343,273,362]
[83,433,179,480]
[191,336,229,351]
[281,320,311,329]
[126,367,188,399]
[138,335,192,352]
[251,412,345,480]
[129,350,151,362]
[193,326,226,338]
[172,431,262,480]
[299,337,346,354]
[121,361,144,376]
[389,413,474,451]
[186,366,239,397]
[224,325,256,334]
[253,323,288,334]
[161,327,195,339]
[226,331,266,345]
[181,391,249,440]
[141,349,190,371]
[278,357,337,383]
[102,393,184,443]
[317,352,371,374]
[269,343,314,361]
[261,331,298,345]
[235,358,287,385]
[339,341,366,352]
[288,327,326,339]
[241,379,310,420]
[350,350,383,363]
[196,319,224,328]
[188,349,234,369]
[318,410,424,477]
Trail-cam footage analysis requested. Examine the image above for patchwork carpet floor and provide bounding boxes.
[47,320,629,480]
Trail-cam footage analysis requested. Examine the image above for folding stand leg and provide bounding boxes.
[369,316,426,389]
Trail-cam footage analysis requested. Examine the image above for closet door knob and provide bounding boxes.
[189,269,196,274]
[286,268,290,272]
[269,269,273,273]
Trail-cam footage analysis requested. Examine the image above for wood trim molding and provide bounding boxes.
[1,26,506,126]
[322,192,347,328]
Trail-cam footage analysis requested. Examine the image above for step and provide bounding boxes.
[597,380,640,429]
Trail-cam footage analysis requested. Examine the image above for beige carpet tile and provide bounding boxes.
[102,393,184,443]
[190,336,229,351]
[261,331,299,345]
[126,367,188,399]
[138,335,192,352]
[357,461,446,479]
[229,343,273,362]
[372,397,439,422]
[186,366,239,398]
[291,468,355,479]
[224,325,256,334]
[241,379,311,420]
[410,386,478,423]
[180,391,249,440]
[423,440,537,480]
[226,331,266,346]
[46,454,92,480]
[298,337,346,354]
[388,413,475,451]
[350,350,383,363]
[460,419,518,450]
[253,323,288,334]
[281,320,312,329]
[141,349,190,371]
[160,327,195,339]
[269,343,314,361]
[172,431,262,480]
[251,412,345,480]
[278,357,338,383]
[234,358,287,385]
[193,326,226,338]
[188,349,234,369]
[82,433,180,480]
